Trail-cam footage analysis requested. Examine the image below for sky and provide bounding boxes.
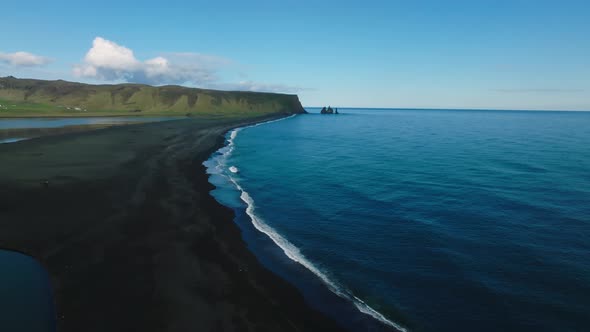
[0,0,588,110]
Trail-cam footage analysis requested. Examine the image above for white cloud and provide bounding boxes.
[83,37,139,71]
[0,51,51,67]
[73,37,225,85]
[72,37,308,93]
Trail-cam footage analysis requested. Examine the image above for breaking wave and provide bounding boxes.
[205,115,408,332]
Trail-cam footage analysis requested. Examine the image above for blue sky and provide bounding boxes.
[1,0,588,110]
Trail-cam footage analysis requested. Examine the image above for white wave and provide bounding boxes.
[353,296,408,332]
[229,166,239,173]
[230,129,238,140]
[230,176,408,331]
[213,115,297,172]
[203,114,408,332]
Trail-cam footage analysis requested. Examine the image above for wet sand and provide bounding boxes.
[0,115,344,331]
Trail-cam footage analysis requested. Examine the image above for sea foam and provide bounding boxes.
[205,115,408,332]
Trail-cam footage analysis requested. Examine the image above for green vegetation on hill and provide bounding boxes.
[0,76,306,117]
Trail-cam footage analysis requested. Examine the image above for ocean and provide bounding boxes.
[204,108,590,332]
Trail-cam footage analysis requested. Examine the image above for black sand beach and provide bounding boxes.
[0,115,344,331]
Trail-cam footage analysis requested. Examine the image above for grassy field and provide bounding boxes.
[0,76,305,117]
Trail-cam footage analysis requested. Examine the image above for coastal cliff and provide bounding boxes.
[0,76,307,117]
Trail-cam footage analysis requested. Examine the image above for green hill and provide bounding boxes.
[0,76,306,117]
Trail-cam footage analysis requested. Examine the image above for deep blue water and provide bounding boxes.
[205,108,590,332]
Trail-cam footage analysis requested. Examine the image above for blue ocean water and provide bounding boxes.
[205,108,590,332]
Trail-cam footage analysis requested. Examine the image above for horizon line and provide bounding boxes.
[303,106,590,113]
[2,76,587,112]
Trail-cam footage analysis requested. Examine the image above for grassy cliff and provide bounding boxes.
[0,76,306,117]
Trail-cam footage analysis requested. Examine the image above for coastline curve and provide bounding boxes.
[204,115,409,332]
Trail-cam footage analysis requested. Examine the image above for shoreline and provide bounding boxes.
[207,118,406,332]
[0,113,344,331]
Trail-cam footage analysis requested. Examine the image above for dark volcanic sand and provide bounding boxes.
[0,115,344,332]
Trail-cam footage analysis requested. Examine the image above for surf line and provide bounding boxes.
[209,114,409,332]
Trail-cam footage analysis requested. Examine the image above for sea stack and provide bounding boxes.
[320,106,339,114]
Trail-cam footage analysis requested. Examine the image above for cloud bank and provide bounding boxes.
[73,37,225,85]
[73,37,304,93]
[0,51,51,67]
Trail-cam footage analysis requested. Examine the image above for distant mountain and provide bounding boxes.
[0,76,306,117]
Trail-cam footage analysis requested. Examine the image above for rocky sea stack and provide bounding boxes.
[320,106,339,114]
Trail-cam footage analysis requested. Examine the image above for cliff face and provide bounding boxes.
[0,76,306,116]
